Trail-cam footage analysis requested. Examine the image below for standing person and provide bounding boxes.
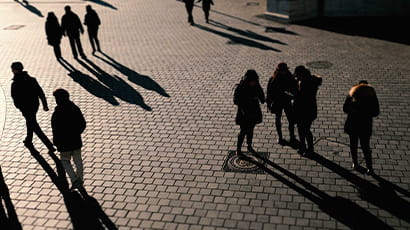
[266,63,298,145]
[84,5,101,54]
[51,89,86,189]
[293,66,322,155]
[197,0,214,23]
[10,62,55,152]
[234,69,265,155]
[45,12,63,60]
[183,0,195,25]
[61,5,86,59]
[343,80,379,174]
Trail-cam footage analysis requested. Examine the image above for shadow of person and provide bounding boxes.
[25,145,117,230]
[15,0,43,17]
[77,58,152,111]
[209,20,287,45]
[0,166,22,230]
[305,152,410,224]
[84,0,117,10]
[58,59,119,106]
[194,24,280,51]
[240,153,393,230]
[264,26,299,35]
[94,52,170,97]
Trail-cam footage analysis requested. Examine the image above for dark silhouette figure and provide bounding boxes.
[95,52,170,97]
[0,166,22,230]
[234,69,265,156]
[10,62,55,152]
[62,6,86,59]
[84,0,117,10]
[197,0,214,23]
[293,66,322,155]
[15,0,43,17]
[266,63,297,144]
[52,89,86,190]
[183,0,195,25]
[343,80,379,174]
[45,12,63,59]
[84,5,101,54]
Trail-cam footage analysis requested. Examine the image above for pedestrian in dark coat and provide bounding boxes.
[84,5,101,54]
[234,69,265,155]
[52,89,86,189]
[45,12,63,59]
[293,66,322,155]
[266,62,298,144]
[343,80,379,174]
[10,62,55,152]
[183,0,195,25]
[197,0,214,23]
[61,5,86,59]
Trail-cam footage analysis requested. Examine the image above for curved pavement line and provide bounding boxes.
[0,85,6,141]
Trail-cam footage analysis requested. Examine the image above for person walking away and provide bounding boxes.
[234,69,265,156]
[266,62,298,145]
[61,5,86,59]
[343,80,379,175]
[45,12,63,60]
[183,0,195,25]
[197,0,214,23]
[84,5,101,54]
[293,66,322,155]
[51,89,86,189]
[10,62,55,153]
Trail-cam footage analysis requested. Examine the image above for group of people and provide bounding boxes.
[11,62,87,190]
[45,5,101,60]
[183,0,214,25]
[234,63,379,174]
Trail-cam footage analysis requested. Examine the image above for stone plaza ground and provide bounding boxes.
[0,0,409,229]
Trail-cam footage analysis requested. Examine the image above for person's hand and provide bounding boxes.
[43,106,49,112]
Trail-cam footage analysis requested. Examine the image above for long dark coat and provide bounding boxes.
[45,19,62,46]
[199,0,214,11]
[84,9,101,29]
[266,71,297,114]
[294,75,322,123]
[61,11,84,37]
[11,72,47,114]
[234,83,265,125]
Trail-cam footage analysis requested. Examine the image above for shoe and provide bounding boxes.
[366,168,374,175]
[247,146,257,154]
[70,179,83,190]
[306,148,314,154]
[206,19,209,23]
[277,138,285,145]
[73,55,78,59]
[23,140,34,148]
[352,163,358,170]
[81,54,87,59]
[92,50,96,55]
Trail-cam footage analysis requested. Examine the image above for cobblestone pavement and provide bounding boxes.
[0,0,410,229]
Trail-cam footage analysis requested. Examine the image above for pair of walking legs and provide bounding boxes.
[185,3,194,24]
[60,148,84,187]
[349,134,373,173]
[88,28,101,53]
[203,7,210,23]
[275,102,296,143]
[297,121,314,154]
[68,35,86,59]
[237,123,256,155]
[22,112,55,152]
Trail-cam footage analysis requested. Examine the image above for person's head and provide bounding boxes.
[11,62,24,74]
[276,62,288,72]
[53,88,70,105]
[47,12,57,21]
[243,69,259,87]
[294,65,311,79]
[64,5,71,13]
[359,80,368,85]
[86,5,92,12]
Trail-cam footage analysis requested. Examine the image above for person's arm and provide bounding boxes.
[96,13,101,26]
[61,17,67,36]
[51,112,62,147]
[258,84,265,104]
[34,79,49,111]
[233,86,242,106]
[371,91,380,117]
[76,106,87,134]
[11,83,20,109]
[343,96,353,114]
[77,15,84,34]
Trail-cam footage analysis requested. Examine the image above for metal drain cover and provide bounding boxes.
[306,61,333,69]
[3,25,25,30]
[246,2,260,6]
[223,151,269,174]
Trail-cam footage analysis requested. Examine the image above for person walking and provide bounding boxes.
[183,0,195,25]
[197,0,214,23]
[343,80,379,174]
[51,89,86,189]
[293,66,322,155]
[10,62,55,152]
[266,63,298,145]
[61,5,86,59]
[45,12,63,60]
[84,5,101,54]
[234,69,265,156]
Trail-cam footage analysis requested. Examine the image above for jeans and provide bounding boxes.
[349,134,372,170]
[60,148,84,184]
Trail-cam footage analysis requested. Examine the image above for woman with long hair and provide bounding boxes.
[45,12,63,59]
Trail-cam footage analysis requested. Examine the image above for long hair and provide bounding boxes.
[234,69,260,90]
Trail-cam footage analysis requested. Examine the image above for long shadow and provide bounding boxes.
[194,24,280,51]
[306,152,410,224]
[15,0,43,17]
[240,153,393,229]
[58,59,120,106]
[94,52,170,97]
[0,167,22,230]
[84,0,117,10]
[26,146,117,230]
[209,20,287,45]
[77,58,152,111]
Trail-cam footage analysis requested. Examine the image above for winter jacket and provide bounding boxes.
[61,11,84,37]
[266,71,297,114]
[294,75,322,123]
[45,19,63,46]
[234,83,265,125]
[11,72,47,114]
[84,10,101,29]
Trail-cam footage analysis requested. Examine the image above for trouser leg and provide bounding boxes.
[246,125,255,147]
[297,124,306,149]
[284,103,295,139]
[306,122,314,151]
[68,36,78,57]
[53,45,61,58]
[94,28,100,51]
[72,149,84,182]
[88,30,96,52]
[349,134,359,165]
[61,155,78,184]
[75,36,85,57]
[237,125,247,152]
[275,112,283,140]
[23,113,35,143]
[360,135,372,170]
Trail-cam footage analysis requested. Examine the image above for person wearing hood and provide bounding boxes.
[61,5,86,59]
[51,89,86,189]
[45,12,63,59]
[84,5,101,54]
[10,62,55,152]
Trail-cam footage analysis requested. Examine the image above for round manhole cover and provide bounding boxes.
[223,151,269,174]
[306,61,333,69]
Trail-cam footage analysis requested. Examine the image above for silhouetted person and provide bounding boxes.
[197,0,214,23]
[45,12,63,59]
[343,80,379,174]
[293,66,322,155]
[234,69,265,156]
[52,89,86,190]
[266,63,297,144]
[84,5,101,54]
[183,0,195,25]
[10,62,55,152]
[61,6,86,59]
